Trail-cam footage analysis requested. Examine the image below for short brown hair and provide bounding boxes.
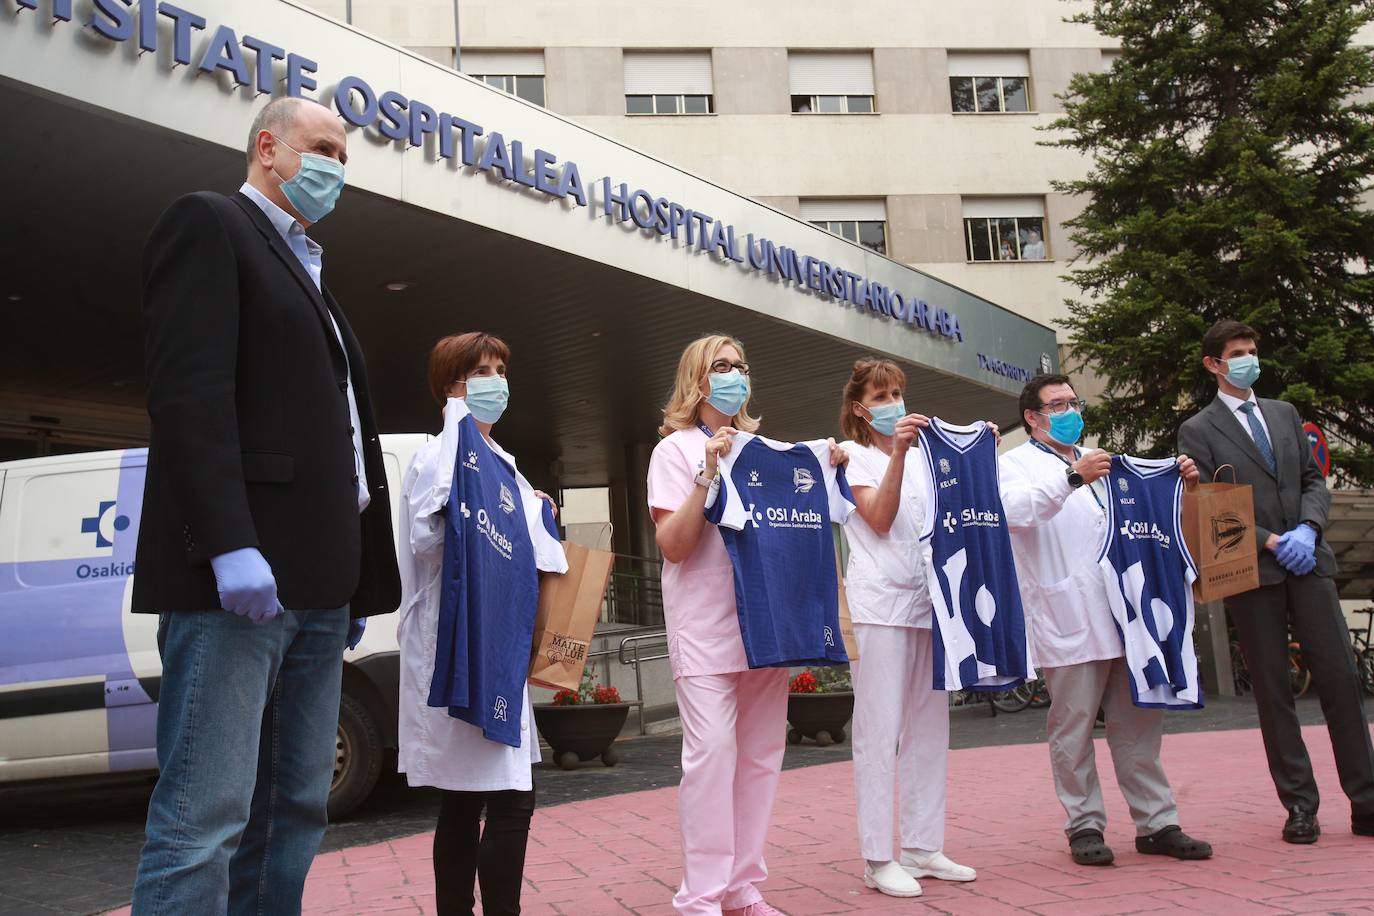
[839,358,907,447]
[426,332,511,405]
[1018,374,1072,433]
[1202,320,1260,360]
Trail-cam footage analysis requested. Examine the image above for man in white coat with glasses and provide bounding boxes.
[998,374,1212,868]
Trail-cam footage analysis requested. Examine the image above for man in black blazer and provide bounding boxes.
[1178,319,1374,844]
[130,96,400,914]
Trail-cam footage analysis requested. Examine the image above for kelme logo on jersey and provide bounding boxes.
[747,469,763,487]
[499,482,516,514]
[1119,519,1171,549]
[492,695,508,722]
[937,457,959,489]
[463,450,480,472]
[793,467,816,494]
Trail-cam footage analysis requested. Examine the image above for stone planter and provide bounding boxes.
[532,702,631,770]
[786,691,855,746]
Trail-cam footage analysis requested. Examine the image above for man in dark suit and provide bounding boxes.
[130,96,400,914]
[1179,319,1374,844]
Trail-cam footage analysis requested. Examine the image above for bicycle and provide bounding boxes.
[1349,607,1374,697]
[1228,636,1310,697]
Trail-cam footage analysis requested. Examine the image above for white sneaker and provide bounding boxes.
[863,861,923,897]
[900,850,977,882]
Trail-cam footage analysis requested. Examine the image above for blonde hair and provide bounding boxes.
[659,334,762,436]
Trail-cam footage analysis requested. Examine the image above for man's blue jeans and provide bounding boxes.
[131,607,349,916]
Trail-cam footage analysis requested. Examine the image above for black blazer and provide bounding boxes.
[132,190,401,619]
[1177,395,1336,587]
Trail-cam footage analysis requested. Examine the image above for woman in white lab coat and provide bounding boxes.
[837,357,978,899]
[398,331,567,916]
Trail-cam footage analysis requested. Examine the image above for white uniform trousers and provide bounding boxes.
[1044,657,1179,837]
[672,667,789,915]
[851,623,949,861]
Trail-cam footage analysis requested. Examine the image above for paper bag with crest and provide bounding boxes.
[1180,465,1260,603]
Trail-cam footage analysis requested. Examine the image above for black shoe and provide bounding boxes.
[1135,825,1213,860]
[1354,813,1374,837]
[1068,828,1115,866]
[1282,807,1320,844]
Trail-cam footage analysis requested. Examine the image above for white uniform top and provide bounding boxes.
[997,440,1123,669]
[397,399,568,792]
[839,440,934,629]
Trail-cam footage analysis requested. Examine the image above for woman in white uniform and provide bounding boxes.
[398,332,567,916]
[838,357,978,899]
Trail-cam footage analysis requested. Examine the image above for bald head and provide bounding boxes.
[244,96,348,226]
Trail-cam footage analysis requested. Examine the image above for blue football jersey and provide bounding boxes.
[919,419,1032,691]
[705,434,855,668]
[432,411,549,747]
[1098,456,1202,709]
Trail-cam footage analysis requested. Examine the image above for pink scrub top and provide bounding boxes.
[647,427,749,679]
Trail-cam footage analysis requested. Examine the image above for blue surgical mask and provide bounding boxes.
[1046,409,1084,446]
[864,400,906,437]
[463,375,509,424]
[1223,354,1261,390]
[273,134,345,223]
[706,369,750,417]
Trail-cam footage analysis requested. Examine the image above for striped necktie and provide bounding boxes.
[1240,402,1277,473]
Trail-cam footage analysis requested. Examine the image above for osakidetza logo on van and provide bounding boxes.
[77,500,137,579]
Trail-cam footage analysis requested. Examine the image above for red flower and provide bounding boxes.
[789,671,819,694]
[592,685,622,704]
[552,689,580,706]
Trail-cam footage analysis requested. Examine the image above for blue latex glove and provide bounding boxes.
[346,618,366,651]
[209,547,283,623]
[1274,525,1318,576]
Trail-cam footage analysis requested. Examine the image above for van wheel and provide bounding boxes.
[329,691,382,821]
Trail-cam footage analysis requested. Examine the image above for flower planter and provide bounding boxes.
[532,702,632,770]
[786,691,854,746]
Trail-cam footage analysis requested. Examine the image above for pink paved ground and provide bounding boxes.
[108,723,1374,915]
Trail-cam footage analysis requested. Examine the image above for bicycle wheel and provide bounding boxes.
[1028,676,1051,708]
[991,685,1031,713]
[1289,647,1312,698]
[1359,648,1374,697]
[1230,641,1251,695]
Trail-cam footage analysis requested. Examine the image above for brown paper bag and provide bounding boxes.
[528,542,615,691]
[836,551,859,662]
[1180,465,1260,603]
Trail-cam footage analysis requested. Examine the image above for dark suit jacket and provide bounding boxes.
[132,190,401,619]
[1177,395,1336,587]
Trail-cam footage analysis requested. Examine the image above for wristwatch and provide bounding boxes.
[694,470,717,489]
[1066,466,1085,489]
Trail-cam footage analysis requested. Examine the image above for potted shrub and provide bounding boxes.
[786,666,854,746]
[532,672,631,770]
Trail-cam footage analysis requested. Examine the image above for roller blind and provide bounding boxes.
[623,52,713,95]
[461,51,545,76]
[962,197,1045,219]
[788,52,875,95]
[800,199,887,222]
[947,52,1030,78]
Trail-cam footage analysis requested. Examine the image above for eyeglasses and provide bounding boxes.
[1038,398,1087,415]
[709,359,750,376]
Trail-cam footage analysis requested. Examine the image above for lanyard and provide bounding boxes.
[697,421,714,437]
[1030,439,1106,514]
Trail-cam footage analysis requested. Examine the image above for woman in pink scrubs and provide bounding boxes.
[647,334,845,916]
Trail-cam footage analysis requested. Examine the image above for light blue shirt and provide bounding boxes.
[240,182,370,513]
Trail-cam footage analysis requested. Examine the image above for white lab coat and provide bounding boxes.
[396,399,568,792]
[997,441,1122,669]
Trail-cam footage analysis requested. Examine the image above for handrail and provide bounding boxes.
[582,629,669,736]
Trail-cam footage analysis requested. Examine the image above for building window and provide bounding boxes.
[788,52,877,114]
[947,53,1031,113]
[624,52,714,116]
[461,51,546,107]
[800,199,888,254]
[474,74,546,106]
[962,198,1048,262]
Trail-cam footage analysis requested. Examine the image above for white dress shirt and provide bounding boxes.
[239,182,370,513]
[1217,388,1271,447]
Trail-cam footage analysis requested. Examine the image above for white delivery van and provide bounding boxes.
[0,434,431,818]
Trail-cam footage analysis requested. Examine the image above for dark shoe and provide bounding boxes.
[1282,807,1320,844]
[1135,825,1213,860]
[1354,813,1374,837]
[1069,828,1115,866]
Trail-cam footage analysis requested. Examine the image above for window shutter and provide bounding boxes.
[461,50,545,76]
[961,197,1045,219]
[947,52,1030,78]
[623,52,714,95]
[800,199,887,222]
[788,52,875,95]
